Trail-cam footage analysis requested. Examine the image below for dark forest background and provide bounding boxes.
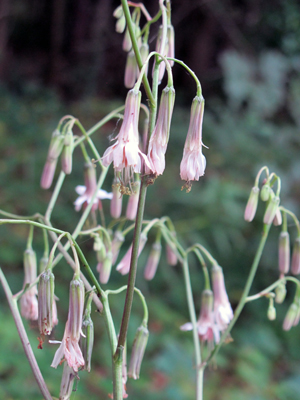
[1,1,300,399]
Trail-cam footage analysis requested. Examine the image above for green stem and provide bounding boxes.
[206,223,272,364]
[45,171,66,221]
[168,58,202,96]
[182,256,203,400]
[246,276,300,302]
[116,179,148,353]
[0,268,53,400]
[121,0,155,106]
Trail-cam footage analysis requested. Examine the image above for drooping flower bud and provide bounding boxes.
[21,248,38,321]
[126,181,140,220]
[111,180,123,218]
[166,231,178,266]
[97,251,112,284]
[61,129,74,175]
[80,304,94,372]
[273,209,282,226]
[38,269,55,335]
[41,129,64,189]
[59,363,77,400]
[283,303,298,331]
[123,28,132,52]
[291,237,300,275]
[153,25,167,83]
[140,42,149,75]
[144,242,162,280]
[263,195,280,225]
[146,86,175,176]
[166,25,175,66]
[278,231,290,274]
[128,324,149,380]
[267,298,276,321]
[39,256,49,274]
[125,50,138,88]
[275,281,287,304]
[180,96,206,184]
[112,231,125,265]
[260,183,271,202]
[116,233,147,275]
[244,186,259,222]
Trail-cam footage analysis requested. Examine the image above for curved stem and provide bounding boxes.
[0,268,53,400]
[206,223,272,364]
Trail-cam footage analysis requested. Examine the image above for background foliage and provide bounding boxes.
[0,0,300,399]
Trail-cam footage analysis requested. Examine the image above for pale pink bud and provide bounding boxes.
[126,181,140,220]
[267,298,276,321]
[166,231,178,266]
[111,182,123,219]
[153,25,167,83]
[123,28,132,52]
[283,303,298,331]
[47,129,64,161]
[40,159,57,189]
[144,243,162,281]
[125,50,138,88]
[113,5,123,19]
[146,86,175,176]
[112,231,125,265]
[291,237,300,275]
[212,264,233,330]
[167,25,175,66]
[180,96,206,183]
[278,231,290,274]
[116,15,126,33]
[273,209,282,226]
[263,195,280,225]
[140,42,149,75]
[116,234,147,275]
[128,324,149,380]
[244,186,259,222]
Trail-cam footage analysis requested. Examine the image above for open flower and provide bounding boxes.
[180,96,206,184]
[102,89,151,189]
[146,86,175,176]
[74,161,112,211]
[212,264,233,330]
[181,290,220,344]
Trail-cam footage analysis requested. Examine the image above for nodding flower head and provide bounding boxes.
[102,89,151,192]
[180,96,206,187]
[211,264,233,331]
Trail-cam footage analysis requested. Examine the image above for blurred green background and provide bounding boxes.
[1,0,300,399]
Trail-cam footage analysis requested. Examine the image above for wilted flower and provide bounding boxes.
[38,268,57,335]
[74,161,112,211]
[146,86,175,176]
[211,264,233,330]
[128,324,149,380]
[180,96,206,184]
[59,362,77,400]
[116,233,147,275]
[181,290,220,344]
[102,89,151,189]
[51,276,85,372]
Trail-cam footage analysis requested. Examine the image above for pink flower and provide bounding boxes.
[180,96,206,183]
[102,89,151,187]
[74,161,112,211]
[211,264,233,330]
[146,86,175,176]
[181,290,220,344]
[51,276,85,372]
